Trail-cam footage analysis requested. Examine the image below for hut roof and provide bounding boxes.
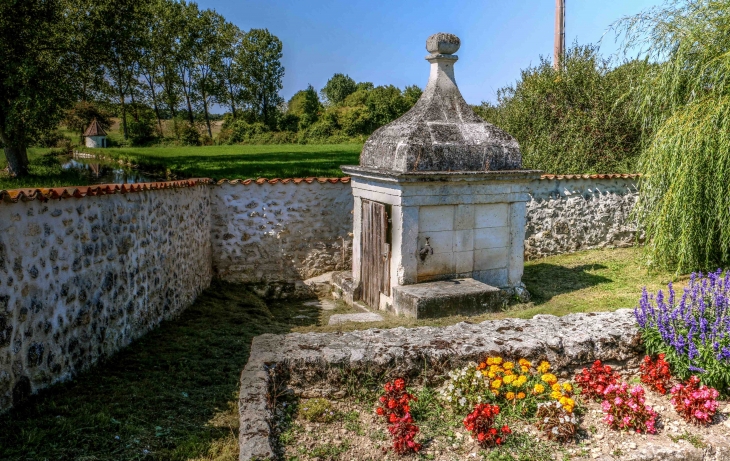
[83,119,107,137]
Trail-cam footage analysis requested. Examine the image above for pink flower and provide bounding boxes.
[614,397,624,405]
[601,400,611,412]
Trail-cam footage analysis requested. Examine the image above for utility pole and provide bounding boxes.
[554,0,565,70]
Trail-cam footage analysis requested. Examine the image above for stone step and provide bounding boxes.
[392,278,502,319]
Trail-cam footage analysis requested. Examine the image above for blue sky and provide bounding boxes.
[195,0,663,105]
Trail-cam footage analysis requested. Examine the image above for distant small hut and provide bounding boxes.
[83,119,108,148]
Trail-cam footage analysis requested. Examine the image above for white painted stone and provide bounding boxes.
[474,247,508,271]
[509,202,527,285]
[327,312,384,325]
[454,250,474,273]
[454,204,475,230]
[419,205,454,232]
[452,229,474,252]
[474,226,510,249]
[475,203,510,228]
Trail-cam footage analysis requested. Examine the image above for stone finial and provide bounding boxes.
[356,33,522,173]
[426,32,461,56]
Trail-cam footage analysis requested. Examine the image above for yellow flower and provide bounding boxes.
[550,390,562,400]
[537,361,551,374]
[514,375,527,387]
[486,357,494,365]
[489,364,502,373]
[481,370,489,377]
[551,383,562,392]
[492,390,500,397]
[491,379,502,389]
[541,373,558,385]
[520,365,530,373]
[560,397,575,412]
[488,371,496,379]
[505,391,515,400]
[562,382,573,393]
[533,383,545,394]
[518,358,531,367]
[493,357,503,365]
[504,369,514,376]
[504,362,514,370]
[517,392,526,400]
[503,375,515,385]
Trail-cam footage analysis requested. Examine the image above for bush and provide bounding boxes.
[640,354,672,395]
[635,271,730,395]
[574,360,621,401]
[670,376,720,425]
[179,123,201,146]
[127,109,157,146]
[475,44,644,174]
[534,401,577,442]
[600,382,657,433]
[462,403,511,447]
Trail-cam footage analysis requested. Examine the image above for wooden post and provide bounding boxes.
[554,0,565,70]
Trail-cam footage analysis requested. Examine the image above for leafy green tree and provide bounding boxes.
[298,85,321,129]
[366,85,411,128]
[321,73,357,105]
[239,29,285,129]
[215,21,246,119]
[192,9,226,138]
[616,0,730,271]
[0,0,80,176]
[93,0,149,140]
[64,101,113,143]
[474,44,643,174]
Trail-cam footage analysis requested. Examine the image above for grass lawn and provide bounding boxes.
[0,149,90,190]
[1,144,362,190]
[99,144,362,180]
[0,247,678,460]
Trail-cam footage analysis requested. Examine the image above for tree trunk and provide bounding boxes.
[3,145,30,177]
[228,82,237,119]
[202,90,212,138]
[120,91,128,140]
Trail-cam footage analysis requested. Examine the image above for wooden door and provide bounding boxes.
[361,200,390,308]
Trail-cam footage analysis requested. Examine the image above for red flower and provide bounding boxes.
[501,425,511,434]
[463,404,507,448]
[376,407,384,416]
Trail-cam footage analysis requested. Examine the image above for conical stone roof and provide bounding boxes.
[83,118,107,137]
[359,33,521,173]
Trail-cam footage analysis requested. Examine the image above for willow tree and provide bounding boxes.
[616,0,730,272]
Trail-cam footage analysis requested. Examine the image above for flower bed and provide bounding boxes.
[276,357,729,460]
[239,308,730,460]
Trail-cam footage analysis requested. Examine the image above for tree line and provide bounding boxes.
[1,0,286,176]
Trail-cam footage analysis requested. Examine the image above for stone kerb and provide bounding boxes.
[238,309,642,460]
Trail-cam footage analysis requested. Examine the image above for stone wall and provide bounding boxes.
[0,185,212,412]
[210,179,353,298]
[525,175,640,259]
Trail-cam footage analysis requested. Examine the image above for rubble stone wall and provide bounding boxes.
[0,186,212,413]
[210,181,353,298]
[525,177,640,259]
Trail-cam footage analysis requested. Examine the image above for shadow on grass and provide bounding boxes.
[523,263,612,304]
[0,281,316,461]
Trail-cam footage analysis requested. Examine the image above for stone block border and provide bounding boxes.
[238,309,643,460]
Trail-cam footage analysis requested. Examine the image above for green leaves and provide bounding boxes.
[474,44,644,175]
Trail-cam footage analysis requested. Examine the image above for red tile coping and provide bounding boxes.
[0,174,640,204]
[215,177,351,185]
[539,173,641,180]
[0,178,211,204]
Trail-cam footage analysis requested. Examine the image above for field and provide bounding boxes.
[0,144,362,190]
[0,247,680,461]
[100,144,362,180]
